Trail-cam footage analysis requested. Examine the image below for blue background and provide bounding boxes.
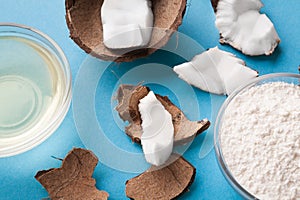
[0,0,299,199]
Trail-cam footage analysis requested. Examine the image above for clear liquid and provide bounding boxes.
[0,36,66,138]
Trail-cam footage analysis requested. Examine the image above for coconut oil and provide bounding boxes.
[0,36,66,140]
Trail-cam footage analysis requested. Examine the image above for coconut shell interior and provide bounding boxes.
[65,0,187,62]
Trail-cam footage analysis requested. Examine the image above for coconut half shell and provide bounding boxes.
[65,0,186,62]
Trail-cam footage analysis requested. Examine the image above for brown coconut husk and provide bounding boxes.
[65,0,187,62]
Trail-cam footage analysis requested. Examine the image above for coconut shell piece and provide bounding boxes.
[210,0,219,12]
[126,155,196,200]
[35,148,109,200]
[65,0,186,62]
[116,84,150,123]
[116,84,210,144]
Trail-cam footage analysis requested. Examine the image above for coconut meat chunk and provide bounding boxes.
[174,53,225,95]
[173,47,258,95]
[138,91,174,166]
[215,0,280,56]
[101,0,153,49]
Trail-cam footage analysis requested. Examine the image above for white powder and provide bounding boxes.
[220,82,300,200]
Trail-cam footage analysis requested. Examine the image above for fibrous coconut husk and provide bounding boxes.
[35,148,109,200]
[126,155,196,200]
[116,84,210,144]
[65,0,186,62]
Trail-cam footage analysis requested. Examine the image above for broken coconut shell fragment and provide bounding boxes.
[65,0,186,62]
[126,155,196,200]
[35,148,109,200]
[116,84,210,145]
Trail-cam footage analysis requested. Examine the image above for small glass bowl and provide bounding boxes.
[0,23,72,157]
[214,73,300,199]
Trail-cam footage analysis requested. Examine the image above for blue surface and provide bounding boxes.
[0,0,299,199]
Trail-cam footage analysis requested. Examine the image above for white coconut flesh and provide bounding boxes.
[173,47,258,95]
[138,91,174,166]
[101,0,154,49]
[215,0,280,56]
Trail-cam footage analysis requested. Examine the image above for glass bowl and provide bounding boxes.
[214,73,300,199]
[0,23,72,157]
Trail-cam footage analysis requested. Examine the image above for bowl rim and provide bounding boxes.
[214,72,300,199]
[0,23,72,157]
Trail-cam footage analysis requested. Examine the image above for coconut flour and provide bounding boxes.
[220,82,300,199]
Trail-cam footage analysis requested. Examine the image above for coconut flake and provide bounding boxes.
[138,91,174,166]
[173,47,258,95]
[101,0,153,49]
[214,0,280,56]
